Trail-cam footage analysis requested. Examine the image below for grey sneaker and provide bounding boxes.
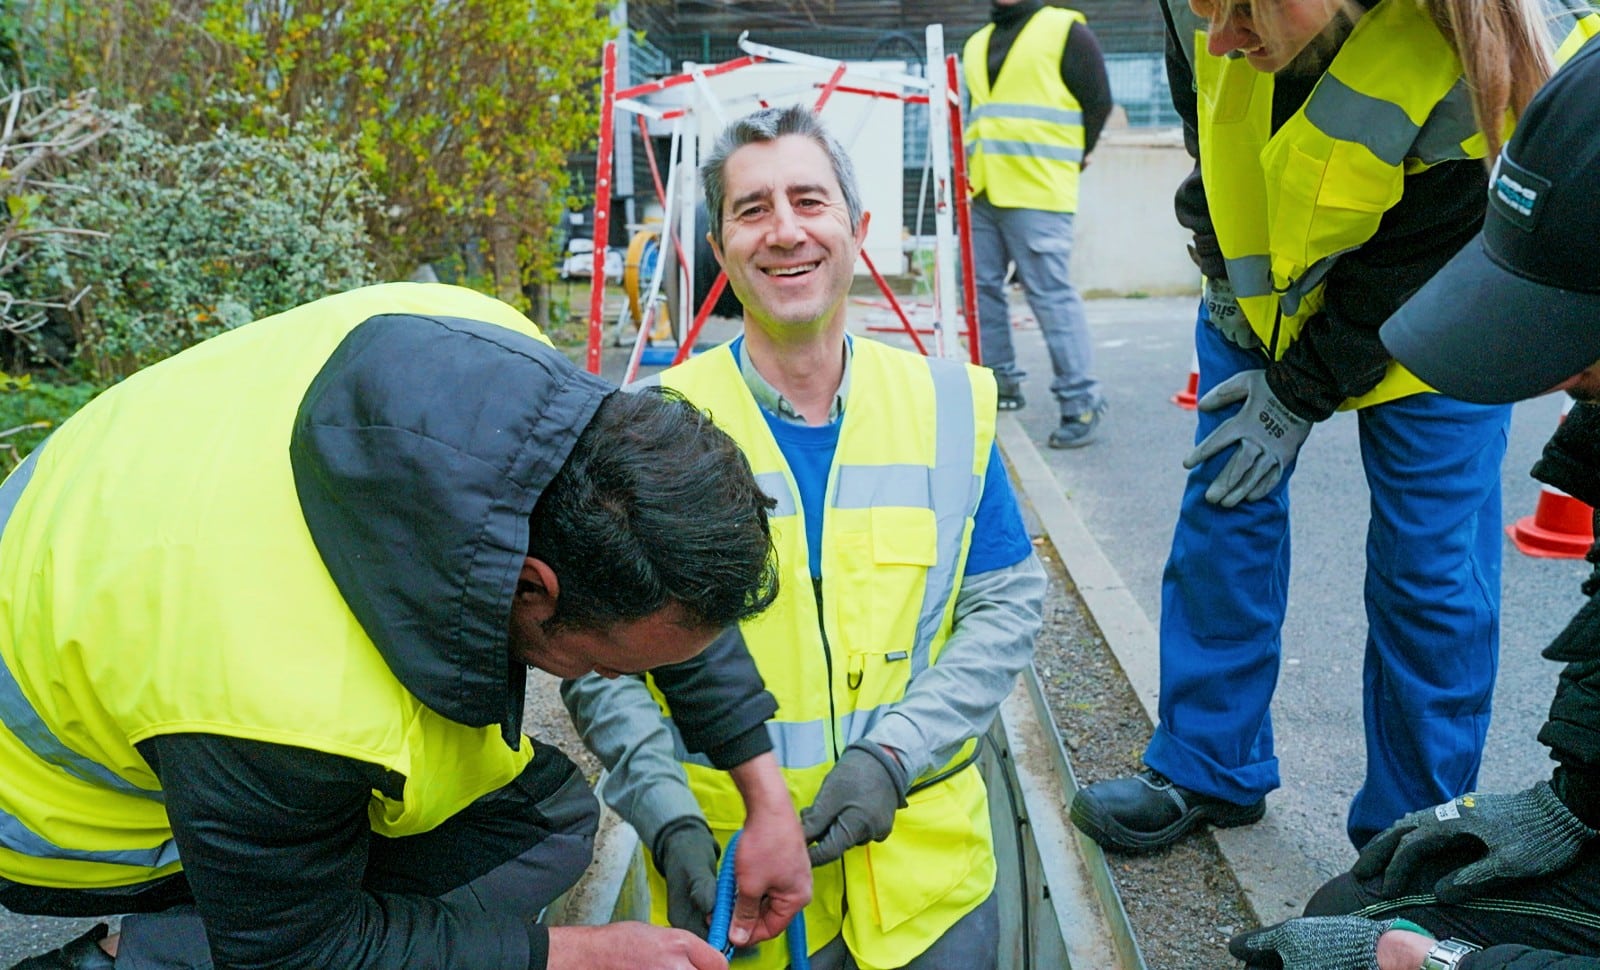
[1049,402,1106,448]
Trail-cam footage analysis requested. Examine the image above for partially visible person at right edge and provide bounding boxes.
[1230,37,1600,968]
[1070,0,1599,856]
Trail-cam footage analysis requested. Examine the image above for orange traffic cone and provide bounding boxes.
[1172,350,1199,410]
[1508,399,1595,559]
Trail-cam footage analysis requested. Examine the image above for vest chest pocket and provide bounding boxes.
[832,506,938,658]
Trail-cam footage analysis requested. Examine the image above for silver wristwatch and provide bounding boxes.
[1421,938,1481,970]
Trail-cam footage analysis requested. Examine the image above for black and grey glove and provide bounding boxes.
[800,742,909,867]
[1352,780,1597,902]
[1228,916,1399,970]
[1203,277,1262,351]
[652,815,720,936]
[9,923,115,970]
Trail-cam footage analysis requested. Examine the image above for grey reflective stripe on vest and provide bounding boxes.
[1223,255,1274,300]
[754,470,798,519]
[1411,80,1479,165]
[969,138,1084,164]
[833,464,931,511]
[0,816,180,870]
[1303,73,1417,167]
[838,703,889,749]
[967,102,1083,127]
[912,358,981,678]
[668,718,830,771]
[0,442,176,871]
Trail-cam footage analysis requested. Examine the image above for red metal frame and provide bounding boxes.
[585,41,618,375]
[946,54,981,364]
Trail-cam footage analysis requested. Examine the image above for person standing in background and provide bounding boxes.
[963,0,1113,448]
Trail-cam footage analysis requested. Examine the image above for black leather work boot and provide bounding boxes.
[7,924,116,970]
[1069,768,1265,853]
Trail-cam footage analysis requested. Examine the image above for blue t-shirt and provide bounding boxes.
[759,408,1033,580]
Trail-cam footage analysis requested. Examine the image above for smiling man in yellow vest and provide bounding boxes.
[963,0,1112,447]
[0,283,812,970]
[562,105,1046,970]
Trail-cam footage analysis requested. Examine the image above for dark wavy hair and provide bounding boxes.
[528,386,779,631]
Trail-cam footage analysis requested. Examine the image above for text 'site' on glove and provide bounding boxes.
[1229,916,1398,970]
[800,742,909,867]
[1202,277,1262,351]
[652,815,720,937]
[1183,369,1312,508]
[1351,780,1597,903]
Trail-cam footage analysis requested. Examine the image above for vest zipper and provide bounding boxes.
[812,577,842,761]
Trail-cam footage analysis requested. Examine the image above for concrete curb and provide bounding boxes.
[995,413,1327,927]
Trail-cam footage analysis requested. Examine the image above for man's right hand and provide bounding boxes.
[547,923,728,970]
[1203,277,1262,350]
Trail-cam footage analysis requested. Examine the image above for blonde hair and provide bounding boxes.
[1424,0,1555,160]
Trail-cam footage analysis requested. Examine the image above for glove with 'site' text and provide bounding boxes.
[1352,780,1597,902]
[1203,277,1262,351]
[652,815,720,937]
[1184,369,1312,508]
[1229,916,1401,970]
[800,742,909,867]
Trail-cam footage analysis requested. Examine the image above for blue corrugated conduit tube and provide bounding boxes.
[706,830,810,969]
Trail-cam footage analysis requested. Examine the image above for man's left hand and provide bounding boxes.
[1229,916,1419,969]
[1184,370,1312,507]
[800,743,909,867]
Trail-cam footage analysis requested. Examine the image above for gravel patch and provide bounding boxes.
[1032,536,1257,970]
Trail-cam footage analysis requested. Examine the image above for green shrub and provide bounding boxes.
[27,106,381,380]
[0,372,102,471]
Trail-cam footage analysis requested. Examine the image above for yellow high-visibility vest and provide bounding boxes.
[965,7,1088,212]
[1195,0,1600,410]
[0,284,545,889]
[654,338,997,970]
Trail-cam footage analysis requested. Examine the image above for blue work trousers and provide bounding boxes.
[1144,304,1510,847]
[970,196,1100,417]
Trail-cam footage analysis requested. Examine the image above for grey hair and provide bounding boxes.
[700,104,864,244]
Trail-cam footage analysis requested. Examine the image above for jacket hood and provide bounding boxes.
[289,312,612,746]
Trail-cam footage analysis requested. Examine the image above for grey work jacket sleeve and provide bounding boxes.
[561,672,705,854]
[865,553,1047,781]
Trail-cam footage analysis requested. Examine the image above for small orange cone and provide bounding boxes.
[1508,399,1595,559]
[1172,351,1199,410]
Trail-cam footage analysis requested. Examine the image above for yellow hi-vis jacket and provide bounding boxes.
[964,6,1088,213]
[0,283,574,890]
[1195,0,1600,410]
[653,338,998,970]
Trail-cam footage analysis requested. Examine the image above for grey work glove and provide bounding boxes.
[1228,916,1398,970]
[800,742,909,867]
[1351,781,1597,903]
[1184,369,1312,508]
[1203,277,1262,350]
[652,816,720,937]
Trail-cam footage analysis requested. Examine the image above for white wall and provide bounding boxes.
[1070,126,1202,298]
